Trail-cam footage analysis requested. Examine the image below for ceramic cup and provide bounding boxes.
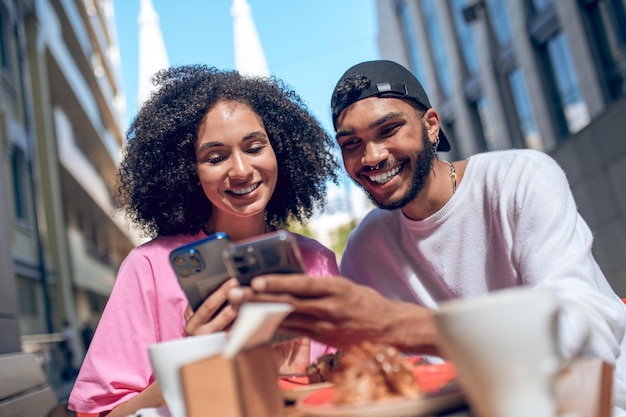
[148,332,227,417]
[434,287,589,417]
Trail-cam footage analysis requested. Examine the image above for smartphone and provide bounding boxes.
[169,232,232,311]
[222,230,305,286]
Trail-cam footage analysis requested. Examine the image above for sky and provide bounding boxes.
[111,0,381,135]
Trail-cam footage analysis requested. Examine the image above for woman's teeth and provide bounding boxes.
[369,166,400,184]
[230,183,259,195]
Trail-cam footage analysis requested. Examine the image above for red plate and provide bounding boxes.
[296,362,464,417]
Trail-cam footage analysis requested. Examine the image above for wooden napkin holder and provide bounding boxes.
[179,303,293,417]
[180,344,281,417]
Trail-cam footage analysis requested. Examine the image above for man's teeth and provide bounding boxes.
[370,166,400,184]
[230,183,259,195]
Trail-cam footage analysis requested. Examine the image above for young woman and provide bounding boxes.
[68,65,340,417]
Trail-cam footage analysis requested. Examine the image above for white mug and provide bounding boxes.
[434,287,589,417]
[148,332,227,417]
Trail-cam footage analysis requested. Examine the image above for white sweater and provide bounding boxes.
[340,149,626,413]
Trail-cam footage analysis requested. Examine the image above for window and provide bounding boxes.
[0,5,16,78]
[532,0,553,12]
[476,97,497,151]
[0,7,9,71]
[451,0,479,75]
[487,0,512,47]
[546,33,590,133]
[11,147,29,222]
[421,0,452,97]
[17,283,39,317]
[578,0,626,101]
[396,0,429,88]
[508,69,542,150]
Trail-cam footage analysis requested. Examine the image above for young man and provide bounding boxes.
[228,60,626,413]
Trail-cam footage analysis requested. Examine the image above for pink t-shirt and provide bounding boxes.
[68,231,338,414]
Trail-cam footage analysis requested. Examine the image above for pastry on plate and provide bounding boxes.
[331,341,420,404]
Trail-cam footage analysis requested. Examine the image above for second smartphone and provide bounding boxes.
[222,230,305,286]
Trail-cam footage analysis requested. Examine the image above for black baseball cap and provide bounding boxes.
[331,60,451,152]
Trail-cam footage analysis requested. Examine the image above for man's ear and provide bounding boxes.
[423,108,441,138]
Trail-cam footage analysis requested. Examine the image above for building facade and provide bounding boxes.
[377,0,626,294]
[0,0,140,365]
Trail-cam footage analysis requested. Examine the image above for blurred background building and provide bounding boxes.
[0,0,624,402]
[0,0,140,391]
[377,0,626,295]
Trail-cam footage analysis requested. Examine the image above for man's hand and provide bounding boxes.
[228,275,440,355]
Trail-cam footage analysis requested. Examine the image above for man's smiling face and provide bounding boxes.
[335,97,436,210]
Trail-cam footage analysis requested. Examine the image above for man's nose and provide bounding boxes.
[361,141,388,167]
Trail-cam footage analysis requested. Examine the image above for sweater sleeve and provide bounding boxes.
[510,152,625,364]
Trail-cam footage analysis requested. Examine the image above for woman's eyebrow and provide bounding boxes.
[241,131,267,141]
[197,131,268,152]
[196,141,223,153]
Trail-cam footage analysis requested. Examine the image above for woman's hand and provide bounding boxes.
[104,381,165,417]
[185,278,239,335]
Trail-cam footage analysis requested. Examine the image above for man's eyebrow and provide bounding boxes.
[335,111,406,140]
[371,111,404,128]
[335,129,354,140]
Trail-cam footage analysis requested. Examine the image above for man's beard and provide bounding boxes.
[357,124,436,210]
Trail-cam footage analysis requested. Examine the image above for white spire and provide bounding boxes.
[137,0,170,109]
[231,0,270,77]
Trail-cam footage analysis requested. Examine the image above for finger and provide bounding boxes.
[206,304,238,331]
[228,286,255,306]
[251,274,348,297]
[184,305,194,322]
[194,278,239,319]
[228,282,303,305]
[186,304,237,335]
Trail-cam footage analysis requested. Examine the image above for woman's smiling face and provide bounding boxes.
[195,100,277,220]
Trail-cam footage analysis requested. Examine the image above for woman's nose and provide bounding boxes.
[229,151,253,178]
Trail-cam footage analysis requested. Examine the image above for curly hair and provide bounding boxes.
[114,65,339,238]
[331,74,427,128]
[331,74,371,127]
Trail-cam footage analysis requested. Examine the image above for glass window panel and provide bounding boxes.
[532,0,553,12]
[421,0,453,97]
[396,0,428,86]
[18,284,39,317]
[476,97,499,150]
[546,33,590,133]
[451,0,479,74]
[487,0,512,47]
[507,69,542,150]
[601,0,626,48]
[11,148,29,221]
[0,8,9,70]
